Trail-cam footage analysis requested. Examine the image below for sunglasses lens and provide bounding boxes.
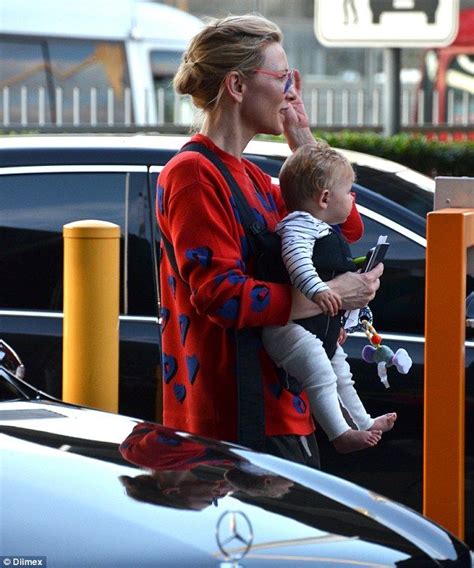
[284,71,293,94]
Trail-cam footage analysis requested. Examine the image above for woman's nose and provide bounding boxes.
[285,86,297,101]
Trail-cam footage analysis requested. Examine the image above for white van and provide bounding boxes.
[0,0,202,127]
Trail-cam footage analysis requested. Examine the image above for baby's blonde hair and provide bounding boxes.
[279,141,355,212]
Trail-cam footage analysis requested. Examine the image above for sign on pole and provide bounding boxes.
[314,0,459,47]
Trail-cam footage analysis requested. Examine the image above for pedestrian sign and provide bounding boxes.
[314,0,459,47]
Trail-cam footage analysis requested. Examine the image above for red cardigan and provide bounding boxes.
[157,134,314,442]
[120,423,233,471]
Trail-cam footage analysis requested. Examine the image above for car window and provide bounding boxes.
[150,50,190,124]
[0,38,132,126]
[248,151,434,223]
[354,166,434,219]
[126,172,158,317]
[0,171,126,311]
[350,214,426,335]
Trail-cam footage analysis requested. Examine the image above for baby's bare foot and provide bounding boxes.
[332,428,382,454]
[370,413,397,433]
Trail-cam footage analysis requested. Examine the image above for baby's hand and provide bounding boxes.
[313,289,342,316]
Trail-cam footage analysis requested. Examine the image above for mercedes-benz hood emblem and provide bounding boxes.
[216,510,253,562]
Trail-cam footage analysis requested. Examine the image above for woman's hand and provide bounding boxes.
[288,263,383,321]
[329,264,384,310]
[282,69,314,151]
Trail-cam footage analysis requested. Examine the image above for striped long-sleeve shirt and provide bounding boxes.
[276,211,332,300]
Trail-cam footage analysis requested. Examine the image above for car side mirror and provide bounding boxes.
[0,340,25,379]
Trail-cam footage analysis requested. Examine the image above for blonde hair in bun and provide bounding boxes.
[174,14,282,112]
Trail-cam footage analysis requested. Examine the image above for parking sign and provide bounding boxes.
[314,0,459,47]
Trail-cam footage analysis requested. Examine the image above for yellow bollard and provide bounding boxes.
[63,220,120,412]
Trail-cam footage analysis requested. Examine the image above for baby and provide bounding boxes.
[262,142,396,453]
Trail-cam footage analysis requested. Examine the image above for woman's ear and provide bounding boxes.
[224,71,244,102]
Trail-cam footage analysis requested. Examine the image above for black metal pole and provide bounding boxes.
[383,47,401,137]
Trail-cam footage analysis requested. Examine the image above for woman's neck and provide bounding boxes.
[200,106,254,159]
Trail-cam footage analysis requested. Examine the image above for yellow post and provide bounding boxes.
[424,208,474,540]
[63,220,120,412]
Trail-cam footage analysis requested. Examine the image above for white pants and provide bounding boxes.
[262,322,374,441]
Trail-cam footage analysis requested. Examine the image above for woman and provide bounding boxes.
[156,14,382,467]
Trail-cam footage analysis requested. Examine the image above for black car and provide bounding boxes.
[1,340,472,567]
[1,134,473,543]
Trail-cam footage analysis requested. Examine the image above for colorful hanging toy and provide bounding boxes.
[361,321,412,388]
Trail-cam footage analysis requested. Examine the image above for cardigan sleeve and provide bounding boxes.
[340,193,364,244]
[159,154,292,330]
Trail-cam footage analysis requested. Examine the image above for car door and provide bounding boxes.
[0,165,160,419]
